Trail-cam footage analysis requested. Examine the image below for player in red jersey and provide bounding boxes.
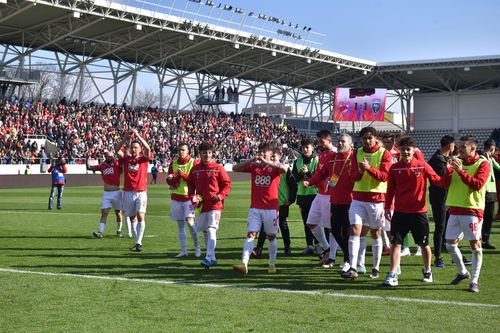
[380,133,400,256]
[232,142,287,274]
[87,151,123,238]
[304,130,340,267]
[382,137,442,286]
[115,128,151,252]
[187,142,232,268]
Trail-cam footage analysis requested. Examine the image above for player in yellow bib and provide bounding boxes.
[342,127,392,280]
[166,143,201,258]
[435,136,490,293]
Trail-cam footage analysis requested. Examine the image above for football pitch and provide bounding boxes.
[1,182,499,332]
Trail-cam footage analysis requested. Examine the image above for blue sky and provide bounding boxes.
[220,0,500,62]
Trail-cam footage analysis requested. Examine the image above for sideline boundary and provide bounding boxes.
[1,268,499,308]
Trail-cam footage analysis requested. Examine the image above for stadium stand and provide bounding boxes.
[0,98,307,165]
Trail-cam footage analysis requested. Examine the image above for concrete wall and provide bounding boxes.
[414,89,500,131]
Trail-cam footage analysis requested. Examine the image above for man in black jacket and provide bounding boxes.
[428,135,454,268]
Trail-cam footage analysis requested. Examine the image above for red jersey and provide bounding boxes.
[314,150,336,195]
[307,150,354,205]
[350,145,392,203]
[187,160,231,213]
[243,161,283,210]
[389,146,400,164]
[121,155,149,191]
[94,160,121,186]
[385,159,441,213]
[435,153,490,218]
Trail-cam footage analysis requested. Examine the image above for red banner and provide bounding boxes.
[333,88,387,121]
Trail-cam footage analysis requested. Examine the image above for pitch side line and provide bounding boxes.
[1,268,498,308]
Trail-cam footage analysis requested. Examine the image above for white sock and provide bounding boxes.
[310,226,329,250]
[136,220,145,245]
[117,221,122,232]
[242,237,255,265]
[206,227,217,261]
[203,231,208,249]
[329,233,338,260]
[125,217,132,236]
[177,220,187,253]
[268,238,278,265]
[98,222,105,234]
[471,248,483,284]
[447,243,467,275]
[381,230,390,248]
[348,236,360,269]
[358,237,366,267]
[187,220,199,248]
[131,221,138,239]
[372,237,383,270]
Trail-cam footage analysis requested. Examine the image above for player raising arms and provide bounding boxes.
[187,142,231,269]
[115,128,151,252]
[87,151,124,238]
[233,143,287,274]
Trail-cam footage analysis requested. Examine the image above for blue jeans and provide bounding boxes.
[48,184,64,209]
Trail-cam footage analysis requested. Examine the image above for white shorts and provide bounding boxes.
[196,210,221,232]
[306,193,331,229]
[101,190,122,210]
[247,208,279,235]
[445,215,483,241]
[349,200,384,229]
[383,219,391,232]
[170,200,195,221]
[123,191,147,217]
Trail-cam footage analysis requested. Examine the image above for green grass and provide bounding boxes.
[0,182,499,332]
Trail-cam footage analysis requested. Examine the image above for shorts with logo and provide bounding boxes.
[170,199,195,221]
[390,212,430,246]
[306,193,331,228]
[348,200,385,229]
[445,214,483,241]
[195,210,222,232]
[101,190,122,210]
[123,191,147,217]
[247,208,279,235]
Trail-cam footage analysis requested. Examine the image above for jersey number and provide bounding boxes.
[255,175,271,186]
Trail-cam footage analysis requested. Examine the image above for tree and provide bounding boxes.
[21,64,95,103]
[126,87,171,108]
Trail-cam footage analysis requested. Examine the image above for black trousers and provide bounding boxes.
[430,198,447,258]
[483,200,496,242]
[297,195,318,246]
[331,204,350,263]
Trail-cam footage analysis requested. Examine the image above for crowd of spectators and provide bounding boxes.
[0,98,306,166]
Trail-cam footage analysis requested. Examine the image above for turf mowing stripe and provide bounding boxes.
[0,210,302,222]
[1,268,499,308]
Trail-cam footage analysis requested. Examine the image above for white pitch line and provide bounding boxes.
[0,268,498,308]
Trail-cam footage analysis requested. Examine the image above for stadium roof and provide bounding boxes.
[1,0,500,94]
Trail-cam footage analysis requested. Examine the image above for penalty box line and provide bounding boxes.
[0,268,499,308]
